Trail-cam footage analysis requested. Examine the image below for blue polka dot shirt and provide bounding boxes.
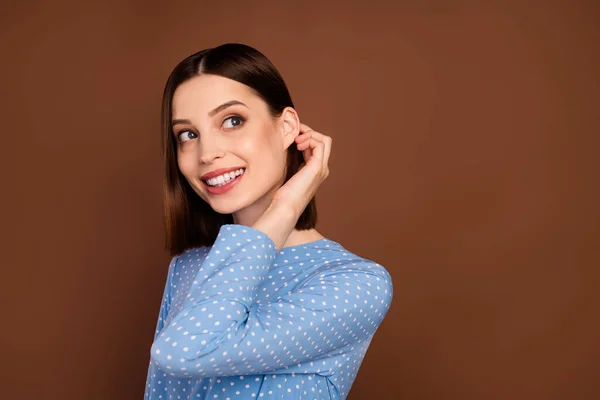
[144,224,393,399]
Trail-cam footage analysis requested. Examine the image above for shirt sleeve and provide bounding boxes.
[153,255,178,340]
[150,224,393,379]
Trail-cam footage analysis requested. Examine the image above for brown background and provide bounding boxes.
[1,1,599,399]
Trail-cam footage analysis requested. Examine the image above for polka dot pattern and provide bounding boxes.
[145,224,393,399]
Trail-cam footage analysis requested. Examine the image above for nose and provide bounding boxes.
[198,136,225,164]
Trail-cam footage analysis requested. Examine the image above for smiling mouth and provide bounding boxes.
[202,168,246,187]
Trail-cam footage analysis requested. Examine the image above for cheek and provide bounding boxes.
[236,137,261,155]
[177,152,197,178]
[239,123,283,160]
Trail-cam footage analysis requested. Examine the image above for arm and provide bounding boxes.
[150,224,393,378]
[150,224,277,376]
[153,256,178,340]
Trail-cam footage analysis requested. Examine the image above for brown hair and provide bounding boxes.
[161,43,317,256]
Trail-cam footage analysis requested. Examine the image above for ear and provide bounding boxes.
[278,107,300,150]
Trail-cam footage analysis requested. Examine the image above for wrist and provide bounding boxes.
[252,201,299,252]
[265,200,300,224]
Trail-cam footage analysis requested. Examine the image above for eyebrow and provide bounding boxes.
[171,100,248,126]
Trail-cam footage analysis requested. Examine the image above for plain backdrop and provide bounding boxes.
[1,1,599,399]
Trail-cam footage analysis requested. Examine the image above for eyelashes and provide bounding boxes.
[175,114,247,143]
[176,130,197,143]
[223,115,246,129]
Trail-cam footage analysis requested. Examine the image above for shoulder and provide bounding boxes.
[304,240,393,295]
[297,240,394,323]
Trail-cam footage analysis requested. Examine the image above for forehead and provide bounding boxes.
[172,74,258,118]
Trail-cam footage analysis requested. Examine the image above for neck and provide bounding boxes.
[282,229,325,248]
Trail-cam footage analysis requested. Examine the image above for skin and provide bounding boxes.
[171,74,332,250]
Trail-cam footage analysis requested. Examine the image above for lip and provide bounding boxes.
[200,166,246,180]
[202,170,244,195]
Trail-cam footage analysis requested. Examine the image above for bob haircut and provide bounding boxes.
[161,43,317,256]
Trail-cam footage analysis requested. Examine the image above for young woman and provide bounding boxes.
[144,43,393,400]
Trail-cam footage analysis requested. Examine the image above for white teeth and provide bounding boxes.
[205,168,245,187]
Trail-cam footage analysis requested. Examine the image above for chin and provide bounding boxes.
[206,195,255,216]
[209,203,242,215]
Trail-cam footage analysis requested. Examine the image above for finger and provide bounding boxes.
[297,130,330,144]
[322,135,332,173]
[296,137,315,162]
[299,123,314,134]
[311,137,325,168]
[295,132,312,143]
[297,137,325,167]
[301,132,330,171]
[296,135,323,151]
[295,129,319,143]
[299,133,331,172]
[296,132,319,145]
[303,147,313,163]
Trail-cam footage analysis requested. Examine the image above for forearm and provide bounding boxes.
[151,224,277,376]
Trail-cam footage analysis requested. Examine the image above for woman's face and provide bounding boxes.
[171,74,297,216]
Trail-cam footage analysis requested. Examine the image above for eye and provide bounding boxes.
[177,130,197,142]
[223,115,245,129]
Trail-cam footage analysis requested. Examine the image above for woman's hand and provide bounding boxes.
[252,123,332,250]
[272,123,332,216]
